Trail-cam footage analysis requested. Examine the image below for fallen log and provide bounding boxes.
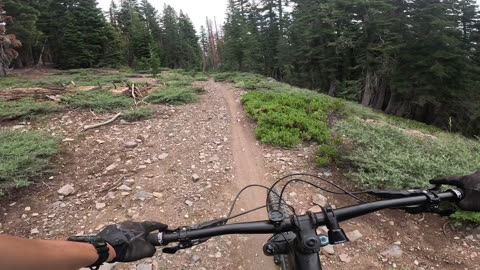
[0,87,67,100]
[83,113,123,131]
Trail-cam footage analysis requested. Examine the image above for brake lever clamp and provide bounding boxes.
[162,218,228,254]
[322,206,349,245]
[402,190,455,216]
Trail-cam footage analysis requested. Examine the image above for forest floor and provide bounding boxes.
[0,72,479,270]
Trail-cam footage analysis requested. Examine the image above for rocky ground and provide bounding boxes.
[1,80,479,270]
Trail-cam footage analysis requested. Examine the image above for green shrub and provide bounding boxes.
[191,86,206,93]
[212,72,236,82]
[61,90,132,112]
[450,211,480,224]
[122,107,154,122]
[316,139,341,167]
[0,130,59,193]
[147,87,197,105]
[194,74,209,81]
[0,98,63,121]
[242,91,340,148]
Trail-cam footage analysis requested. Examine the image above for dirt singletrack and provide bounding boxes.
[0,79,479,270]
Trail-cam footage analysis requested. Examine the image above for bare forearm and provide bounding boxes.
[0,234,114,270]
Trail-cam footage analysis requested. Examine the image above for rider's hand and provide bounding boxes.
[97,221,168,262]
[430,171,480,212]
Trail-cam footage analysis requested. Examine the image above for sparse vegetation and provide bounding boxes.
[122,106,155,122]
[0,130,59,194]
[61,90,132,112]
[147,86,197,105]
[0,98,63,121]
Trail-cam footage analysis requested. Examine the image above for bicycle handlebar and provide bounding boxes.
[147,189,463,246]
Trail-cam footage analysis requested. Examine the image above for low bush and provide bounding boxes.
[61,90,132,112]
[0,130,59,194]
[242,91,340,148]
[122,106,154,122]
[191,86,206,94]
[0,98,63,121]
[147,87,197,105]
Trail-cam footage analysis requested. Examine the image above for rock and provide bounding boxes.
[192,254,201,263]
[105,164,117,172]
[308,205,322,213]
[62,138,75,142]
[127,209,137,218]
[346,230,363,242]
[96,140,106,144]
[153,192,163,199]
[134,191,153,201]
[30,228,40,234]
[95,224,105,231]
[32,213,39,217]
[52,201,66,208]
[158,153,169,160]
[121,192,130,196]
[324,171,332,177]
[192,174,200,182]
[24,206,31,211]
[466,235,475,241]
[96,203,106,209]
[185,200,194,207]
[136,264,153,270]
[312,194,328,207]
[118,185,132,191]
[381,245,403,258]
[208,155,219,163]
[124,179,135,186]
[321,245,335,255]
[124,141,138,149]
[339,254,351,263]
[58,184,75,196]
[214,251,222,258]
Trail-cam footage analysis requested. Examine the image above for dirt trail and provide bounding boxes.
[218,82,274,269]
[1,78,479,270]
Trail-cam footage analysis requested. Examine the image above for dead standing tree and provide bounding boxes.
[0,3,21,77]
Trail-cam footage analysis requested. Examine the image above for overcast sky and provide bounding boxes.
[97,0,227,31]
[98,0,480,32]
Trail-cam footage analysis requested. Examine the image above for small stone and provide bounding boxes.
[324,171,332,177]
[127,209,137,218]
[466,235,475,241]
[62,138,75,142]
[346,230,363,242]
[96,140,106,144]
[118,185,132,191]
[158,153,169,160]
[153,192,163,199]
[321,245,335,255]
[312,194,328,207]
[32,213,39,217]
[393,241,401,245]
[134,191,153,201]
[185,200,194,207]
[123,179,135,186]
[209,155,220,163]
[124,141,138,149]
[24,206,31,211]
[52,201,66,208]
[96,203,106,209]
[95,224,105,231]
[136,264,153,270]
[192,254,201,262]
[58,184,75,196]
[381,245,403,258]
[308,205,322,213]
[192,174,200,182]
[214,252,222,258]
[414,260,419,266]
[21,214,27,219]
[339,253,351,263]
[105,164,117,172]
[48,214,56,218]
[121,192,130,196]
[30,228,40,234]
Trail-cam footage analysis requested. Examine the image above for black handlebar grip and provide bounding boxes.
[147,233,161,246]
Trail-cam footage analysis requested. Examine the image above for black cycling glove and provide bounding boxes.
[97,221,168,262]
[430,171,480,212]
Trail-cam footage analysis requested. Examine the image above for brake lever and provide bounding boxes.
[162,218,228,254]
[367,185,442,199]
